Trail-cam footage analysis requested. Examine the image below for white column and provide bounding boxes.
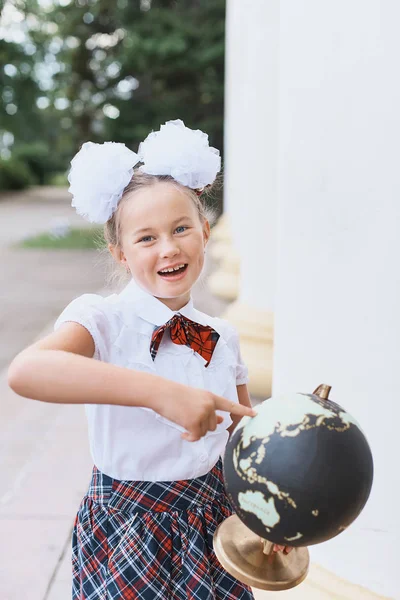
[221,0,279,397]
[274,1,399,597]
[225,0,279,311]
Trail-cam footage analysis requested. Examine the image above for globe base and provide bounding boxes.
[213,515,310,591]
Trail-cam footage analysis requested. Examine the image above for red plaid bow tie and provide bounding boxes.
[150,314,220,367]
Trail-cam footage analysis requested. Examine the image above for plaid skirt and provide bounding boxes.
[72,459,255,599]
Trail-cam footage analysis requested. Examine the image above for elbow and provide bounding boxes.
[7,353,33,396]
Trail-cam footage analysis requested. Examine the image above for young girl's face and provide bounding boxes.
[115,182,210,310]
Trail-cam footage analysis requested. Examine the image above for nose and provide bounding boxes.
[159,237,180,259]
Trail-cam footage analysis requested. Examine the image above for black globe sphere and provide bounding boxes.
[223,390,373,547]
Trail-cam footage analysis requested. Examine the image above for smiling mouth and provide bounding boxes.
[158,264,188,278]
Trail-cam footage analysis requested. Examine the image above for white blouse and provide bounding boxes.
[54,279,249,482]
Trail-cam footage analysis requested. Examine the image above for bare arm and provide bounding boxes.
[227,384,254,438]
[8,322,255,440]
[8,322,177,409]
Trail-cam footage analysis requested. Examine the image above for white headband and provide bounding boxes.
[68,119,221,224]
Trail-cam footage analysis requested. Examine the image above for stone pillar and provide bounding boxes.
[273,1,399,597]
[207,0,241,304]
[218,0,280,398]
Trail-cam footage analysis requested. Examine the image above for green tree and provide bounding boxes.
[43,0,225,152]
[0,0,66,182]
[1,0,226,198]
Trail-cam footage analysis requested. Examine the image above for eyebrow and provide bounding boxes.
[133,216,193,236]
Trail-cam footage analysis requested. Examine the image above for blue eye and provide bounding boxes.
[139,236,153,242]
[175,226,187,234]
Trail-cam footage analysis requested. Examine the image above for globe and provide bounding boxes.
[223,388,374,547]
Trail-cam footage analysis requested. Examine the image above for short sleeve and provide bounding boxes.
[54,293,113,362]
[229,326,249,385]
[213,318,249,386]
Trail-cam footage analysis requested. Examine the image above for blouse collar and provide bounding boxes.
[117,278,208,327]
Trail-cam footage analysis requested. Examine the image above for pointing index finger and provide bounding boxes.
[215,397,257,417]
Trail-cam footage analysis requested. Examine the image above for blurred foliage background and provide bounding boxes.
[0,0,225,196]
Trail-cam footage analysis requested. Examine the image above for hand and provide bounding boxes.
[272,544,293,555]
[154,383,257,442]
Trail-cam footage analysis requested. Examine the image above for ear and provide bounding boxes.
[108,243,127,267]
[202,219,211,247]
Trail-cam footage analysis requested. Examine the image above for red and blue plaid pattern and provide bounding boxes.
[72,459,254,599]
[150,314,220,367]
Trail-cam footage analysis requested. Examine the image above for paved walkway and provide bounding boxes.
[0,187,107,372]
[0,187,107,599]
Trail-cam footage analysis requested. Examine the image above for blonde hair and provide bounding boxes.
[101,169,219,287]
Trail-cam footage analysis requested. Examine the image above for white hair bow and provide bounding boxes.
[68,141,140,224]
[68,120,221,224]
[139,119,221,190]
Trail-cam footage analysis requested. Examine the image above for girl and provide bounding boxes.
[8,120,285,599]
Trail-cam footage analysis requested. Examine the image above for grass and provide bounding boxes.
[46,172,69,186]
[18,227,104,250]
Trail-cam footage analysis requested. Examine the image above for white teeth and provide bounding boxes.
[160,264,186,274]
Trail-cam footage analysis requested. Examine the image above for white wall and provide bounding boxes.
[273,1,400,597]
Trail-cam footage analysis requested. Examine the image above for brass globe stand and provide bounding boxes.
[213,515,309,591]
